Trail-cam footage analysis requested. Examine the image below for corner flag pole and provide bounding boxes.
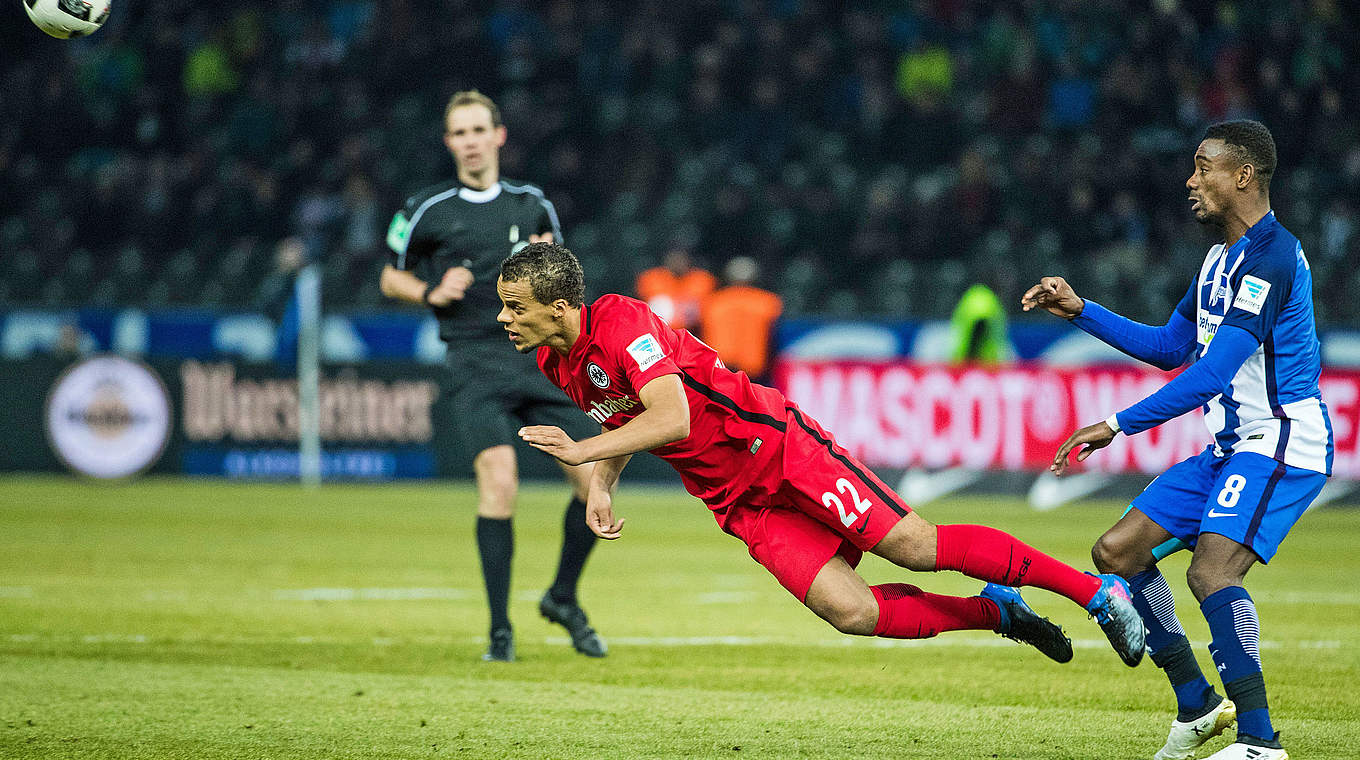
[296,259,322,489]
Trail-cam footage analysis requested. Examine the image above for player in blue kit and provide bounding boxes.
[1023,121,1331,760]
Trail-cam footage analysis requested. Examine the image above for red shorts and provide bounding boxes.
[718,405,913,602]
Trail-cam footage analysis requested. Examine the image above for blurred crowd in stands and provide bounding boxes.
[2,0,1356,326]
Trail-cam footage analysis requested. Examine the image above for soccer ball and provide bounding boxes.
[22,0,111,39]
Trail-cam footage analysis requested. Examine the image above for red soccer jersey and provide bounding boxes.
[538,294,788,509]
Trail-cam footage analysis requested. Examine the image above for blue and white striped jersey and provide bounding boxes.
[1186,211,1333,475]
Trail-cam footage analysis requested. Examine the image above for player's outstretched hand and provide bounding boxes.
[1050,420,1116,475]
[586,496,625,540]
[518,425,587,465]
[427,265,474,307]
[1021,276,1084,319]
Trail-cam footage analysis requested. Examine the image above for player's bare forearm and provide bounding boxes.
[585,454,630,539]
[587,405,688,458]
[380,264,472,308]
[590,454,632,494]
[520,408,686,466]
[521,374,690,464]
[379,265,430,305]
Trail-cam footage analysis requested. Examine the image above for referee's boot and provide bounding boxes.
[539,591,607,658]
[483,627,515,662]
[980,583,1073,663]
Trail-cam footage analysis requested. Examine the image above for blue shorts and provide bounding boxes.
[1130,448,1327,563]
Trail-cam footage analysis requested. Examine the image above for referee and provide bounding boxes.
[380,90,605,662]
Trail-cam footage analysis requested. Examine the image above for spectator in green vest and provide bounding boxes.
[950,283,1011,364]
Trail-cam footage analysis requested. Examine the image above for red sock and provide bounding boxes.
[934,524,1101,606]
[870,583,1001,638]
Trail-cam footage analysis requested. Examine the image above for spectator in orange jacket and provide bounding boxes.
[700,256,783,382]
[635,247,718,331]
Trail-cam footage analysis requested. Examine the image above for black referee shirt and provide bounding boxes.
[386,178,563,344]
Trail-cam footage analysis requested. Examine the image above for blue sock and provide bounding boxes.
[1131,568,1214,717]
[1202,586,1273,742]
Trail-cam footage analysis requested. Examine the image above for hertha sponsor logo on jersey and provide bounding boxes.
[626,333,665,371]
[586,395,638,425]
[1197,313,1223,346]
[587,362,610,389]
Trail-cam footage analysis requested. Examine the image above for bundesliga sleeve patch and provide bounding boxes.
[625,333,666,371]
[1232,275,1271,315]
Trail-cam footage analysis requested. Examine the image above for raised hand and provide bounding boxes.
[1021,276,1084,319]
[1050,420,1117,475]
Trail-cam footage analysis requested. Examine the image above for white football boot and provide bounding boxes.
[1201,740,1287,760]
[1152,698,1237,760]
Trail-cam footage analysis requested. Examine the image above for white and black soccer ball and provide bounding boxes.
[23,0,111,39]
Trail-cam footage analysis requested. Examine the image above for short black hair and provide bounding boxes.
[1203,120,1277,192]
[500,242,585,307]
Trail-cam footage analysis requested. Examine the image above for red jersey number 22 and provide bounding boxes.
[822,478,871,527]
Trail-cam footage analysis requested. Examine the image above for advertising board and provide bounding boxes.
[774,360,1359,478]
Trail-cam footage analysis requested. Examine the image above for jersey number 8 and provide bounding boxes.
[1216,474,1249,509]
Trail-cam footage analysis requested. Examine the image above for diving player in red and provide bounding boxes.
[496,242,1146,665]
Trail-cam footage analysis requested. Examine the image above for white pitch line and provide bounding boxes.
[80,634,148,644]
[9,587,1360,606]
[6,632,1343,652]
[271,587,476,601]
[274,588,1360,607]
[542,635,1335,651]
[694,591,758,604]
[514,590,759,604]
[1253,591,1360,605]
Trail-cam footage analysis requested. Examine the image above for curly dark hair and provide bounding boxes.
[499,242,585,307]
[1204,120,1277,194]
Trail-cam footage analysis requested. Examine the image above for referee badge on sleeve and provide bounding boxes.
[386,211,412,253]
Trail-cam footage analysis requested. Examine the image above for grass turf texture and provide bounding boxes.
[1,476,1357,759]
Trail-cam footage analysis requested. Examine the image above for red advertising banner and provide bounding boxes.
[772,360,1360,479]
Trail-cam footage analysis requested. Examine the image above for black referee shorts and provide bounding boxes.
[443,341,601,458]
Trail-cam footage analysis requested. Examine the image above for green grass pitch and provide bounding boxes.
[1,475,1357,758]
